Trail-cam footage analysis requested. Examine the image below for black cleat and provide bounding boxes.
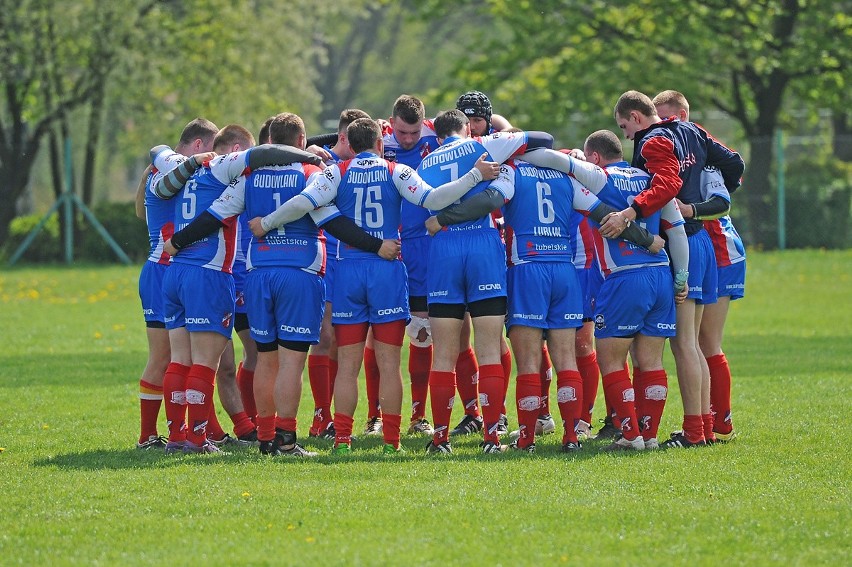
[450,414,483,436]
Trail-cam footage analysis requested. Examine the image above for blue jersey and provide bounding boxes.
[417,132,530,233]
[145,148,187,264]
[209,162,330,273]
[170,152,251,272]
[383,120,440,241]
[493,160,598,265]
[585,161,684,275]
[300,152,452,260]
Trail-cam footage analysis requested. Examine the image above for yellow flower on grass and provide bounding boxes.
[0,447,6,452]
[287,524,295,531]
[305,537,315,543]
[94,332,103,339]
[27,289,40,299]
[42,424,49,430]
[242,491,251,497]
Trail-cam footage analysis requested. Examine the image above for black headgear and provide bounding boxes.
[456,91,493,123]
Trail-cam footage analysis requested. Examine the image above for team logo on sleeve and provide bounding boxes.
[222,311,233,328]
[594,314,605,330]
[420,142,431,159]
[384,150,397,162]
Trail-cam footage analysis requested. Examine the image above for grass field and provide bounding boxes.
[1,250,850,565]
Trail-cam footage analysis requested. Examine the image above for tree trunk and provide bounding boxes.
[82,80,105,207]
[741,133,780,249]
[0,160,36,245]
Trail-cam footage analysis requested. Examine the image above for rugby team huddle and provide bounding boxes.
[135,87,746,457]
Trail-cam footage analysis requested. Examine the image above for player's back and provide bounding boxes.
[170,156,242,272]
[501,160,575,265]
[334,153,403,260]
[244,162,326,273]
[594,163,673,275]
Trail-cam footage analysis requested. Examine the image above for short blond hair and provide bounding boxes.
[652,90,689,114]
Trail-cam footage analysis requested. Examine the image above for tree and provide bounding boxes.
[428,0,850,247]
[0,0,161,246]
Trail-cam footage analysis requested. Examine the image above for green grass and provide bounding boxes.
[1,250,850,565]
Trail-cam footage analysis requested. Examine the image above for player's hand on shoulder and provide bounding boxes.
[425,215,443,236]
[649,235,665,254]
[474,153,500,180]
[192,151,216,166]
[163,239,178,257]
[248,217,268,238]
[306,145,333,163]
[599,211,629,238]
[378,238,401,260]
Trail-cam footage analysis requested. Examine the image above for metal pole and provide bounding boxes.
[776,129,786,250]
[64,136,74,263]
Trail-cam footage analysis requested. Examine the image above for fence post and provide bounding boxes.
[776,129,786,250]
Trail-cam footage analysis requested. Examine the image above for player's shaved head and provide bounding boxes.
[347,118,382,154]
[584,129,624,161]
[652,90,689,114]
[434,109,468,139]
[212,124,255,153]
[269,113,305,147]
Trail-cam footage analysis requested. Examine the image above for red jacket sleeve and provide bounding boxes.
[633,136,682,217]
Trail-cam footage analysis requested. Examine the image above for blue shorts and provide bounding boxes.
[139,261,168,323]
[323,257,337,305]
[401,235,431,298]
[576,264,603,320]
[163,263,235,337]
[427,230,507,305]
[332,259,409,325]
[717,260,746,300]
[594,266,676,339]
[685,230,718,305]
[232,260,248,314]
[507,262,583,330]
[245,267,324,344]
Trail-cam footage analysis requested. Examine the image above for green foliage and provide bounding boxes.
[0,252,849,563]
[785,155,852,248]
[3,203,147,264]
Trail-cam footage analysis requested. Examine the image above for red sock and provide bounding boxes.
[277,416,297,434]
[409,344,432,421]
[139,379,163,442]
[228,410,256,438]
[206,400,226,442]
[637,369,668,440]
[236,363,256,424]
[577,352,600,423]
[515,374,540,448]
[364,347,382,420]
[478,364,505,443]
[556,370,583,444]
[683,414,705,444]
[707,353,733,434]
[308,354,332,434]
[429,371,456,445]
[256,415,276,443]
[539,346,552,415]
[455,348,480,418]
[383,413,402,449]
[334,412,354,447]
[500,349,513,415]
[163,362,190,442]
[602,369,639,441]
[185,364,216,445]
[702,413,716,442]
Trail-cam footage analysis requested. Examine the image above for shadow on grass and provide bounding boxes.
[32,433,664,471]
